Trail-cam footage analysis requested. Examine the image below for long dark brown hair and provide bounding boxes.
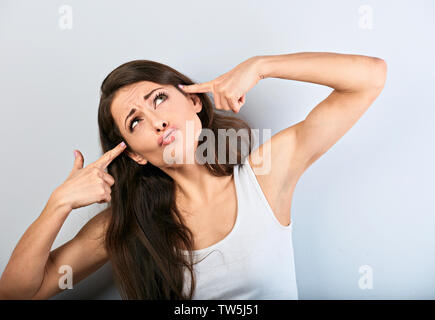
[97,59,253,299]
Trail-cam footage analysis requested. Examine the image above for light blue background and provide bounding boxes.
[0,0,434,299]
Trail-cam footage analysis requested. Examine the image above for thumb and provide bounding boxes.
[70,149,84,176]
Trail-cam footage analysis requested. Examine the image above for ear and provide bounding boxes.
[189,93,203,113]
[126,150,148,165]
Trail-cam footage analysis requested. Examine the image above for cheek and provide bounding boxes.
[131,130,158,151]
[194,117,203,140]
[180,114,202,140]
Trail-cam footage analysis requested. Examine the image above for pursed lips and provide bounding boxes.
[158,127,177,146]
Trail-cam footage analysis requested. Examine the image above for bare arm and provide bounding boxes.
[0,141,126,299]
[31,206,111,300]
[245,52,386,226]
[0,193,71,299]
[0,194,111,300]
[252,52,386,184]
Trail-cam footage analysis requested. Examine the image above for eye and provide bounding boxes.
[128,91,168,132]
[153,91,168,107]
[129,116,140,131]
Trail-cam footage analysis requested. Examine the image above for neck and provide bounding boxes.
[161,162,232,209]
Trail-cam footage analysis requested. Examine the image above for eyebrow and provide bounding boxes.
[124,87,164,131]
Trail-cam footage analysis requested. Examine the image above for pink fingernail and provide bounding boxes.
[178,84,184,89]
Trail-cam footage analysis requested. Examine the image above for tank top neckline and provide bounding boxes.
[181,164,241,255]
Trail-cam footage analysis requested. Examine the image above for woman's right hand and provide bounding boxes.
[52,141,127,211]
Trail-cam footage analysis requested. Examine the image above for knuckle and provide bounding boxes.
[99,188,106,197]
[107,174,115,185]
[93,171,103,179]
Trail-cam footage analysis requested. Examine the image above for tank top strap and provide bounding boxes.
[237,156,292,231]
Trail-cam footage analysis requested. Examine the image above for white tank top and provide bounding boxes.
[181,156,298,299]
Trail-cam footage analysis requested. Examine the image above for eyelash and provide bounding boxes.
[129,91,168,131]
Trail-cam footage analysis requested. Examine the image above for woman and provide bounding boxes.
[0,52,387,300]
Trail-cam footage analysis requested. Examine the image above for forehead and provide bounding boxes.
[112,80,165,113]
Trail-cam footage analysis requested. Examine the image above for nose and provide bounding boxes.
[154,118,168,133]
[143,108,168,133]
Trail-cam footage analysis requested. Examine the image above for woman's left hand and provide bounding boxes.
[178,56,264,114]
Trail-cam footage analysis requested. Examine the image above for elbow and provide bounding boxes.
[369,57,388,92]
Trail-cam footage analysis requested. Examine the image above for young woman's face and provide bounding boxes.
[111,81,203,167]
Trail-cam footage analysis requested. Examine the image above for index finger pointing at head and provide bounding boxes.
[93,141,127,169]
[179,82,212,93]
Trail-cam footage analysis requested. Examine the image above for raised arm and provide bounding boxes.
[31,206,111,300]
[0,194,72,299]
[255,52,386,180]
[247,52,387,225]
[0,141,126,299]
